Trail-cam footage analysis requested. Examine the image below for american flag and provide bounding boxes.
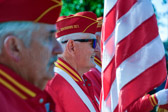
[100,0,167,112]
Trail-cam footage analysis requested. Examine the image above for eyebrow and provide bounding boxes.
[48,29,56,37]
[50,29,56,34]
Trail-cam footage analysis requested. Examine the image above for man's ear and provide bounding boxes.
[66,40,75,55]
[3,35,22,61]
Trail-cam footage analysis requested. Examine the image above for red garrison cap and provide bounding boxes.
[96,17,103,32]
[56,11,98,38]
[0,0,62,24]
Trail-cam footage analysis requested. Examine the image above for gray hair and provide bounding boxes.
[0,21,40,53]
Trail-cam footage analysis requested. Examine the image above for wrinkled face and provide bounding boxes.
[75,34,96,71]
[21,24,62,89]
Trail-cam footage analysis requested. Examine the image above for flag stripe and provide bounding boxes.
[116,0,136,20]
[102,34,115,72]
[104,0,117,17]
[102,6,116,42]
[104,36,166,111]
[119,57,167,111]
[102,0,137,45]
[101,0,167,111]
[102,0,154,72]
[103,58,116,99]
[115,0,154,45]
[116,36,165,91]
[116,15,158,68]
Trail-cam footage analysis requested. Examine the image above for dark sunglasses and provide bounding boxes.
[61,39,97,49]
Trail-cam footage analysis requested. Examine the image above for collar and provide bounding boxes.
[0,64,51,102]
[55,58,83,82]
[94,56,102,68]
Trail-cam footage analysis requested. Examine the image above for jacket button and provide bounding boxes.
[39,98,44,104]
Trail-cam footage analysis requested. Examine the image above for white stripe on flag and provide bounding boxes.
[110,79,119,112]
[115,0,154,45]
[103,36,165,112]
[104,0,117,17]
[102,32,115,71]
[116,35,165,91]
[102,0,154,72]
[101,0,167,111]
[102,79,119,112]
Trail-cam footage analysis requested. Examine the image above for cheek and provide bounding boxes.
[34,47,51,66]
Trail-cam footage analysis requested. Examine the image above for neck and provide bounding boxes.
[61,57,88,77]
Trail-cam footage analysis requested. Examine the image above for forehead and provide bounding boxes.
[30,24,56,41]
[33,24,56,36]
[39,24,56,32]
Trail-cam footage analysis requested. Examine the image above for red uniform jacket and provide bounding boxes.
[0,64,55,112]
[127,94,158,112]
[84,67,101,102]
[46,58,100,112]
[85,56,102,101]
[157,78,168,112]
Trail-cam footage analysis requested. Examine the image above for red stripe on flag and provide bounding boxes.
[101,1,167,112]
[116,0,137,20]
[118,57,167,111]
[115,15,158,67]
[102,6,116,42]
[101,7,116,53]
[103,58,116,99]
[102,0,136,43]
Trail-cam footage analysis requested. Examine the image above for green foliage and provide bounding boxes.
[61,0,104,17]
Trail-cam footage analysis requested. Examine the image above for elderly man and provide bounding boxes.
[0,0,62,112]
[84,17,103,103]
[45,11,100,112]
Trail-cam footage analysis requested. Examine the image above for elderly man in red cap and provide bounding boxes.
[84,17,103,104]
[0,0,62,112]
[45,11,100,112]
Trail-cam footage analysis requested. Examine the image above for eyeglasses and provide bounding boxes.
[61,39,97,49]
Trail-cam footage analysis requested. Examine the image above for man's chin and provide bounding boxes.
[48,65,55,77]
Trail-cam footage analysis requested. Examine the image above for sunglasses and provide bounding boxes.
[61,39,97,49]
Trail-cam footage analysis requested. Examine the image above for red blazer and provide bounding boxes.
[46,58,100,112]
[84,68,101,101]
[0,64,55,112]
[127,94,158,112]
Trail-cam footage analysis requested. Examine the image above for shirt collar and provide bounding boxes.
[94,56,102,68]
[0,64,46,100]
[55,58,83,82]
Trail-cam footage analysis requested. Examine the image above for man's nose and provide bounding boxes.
[52,39,63,55]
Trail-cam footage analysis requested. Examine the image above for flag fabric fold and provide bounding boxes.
[100,0,167,112]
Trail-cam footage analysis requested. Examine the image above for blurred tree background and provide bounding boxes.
[60,0,104,17]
